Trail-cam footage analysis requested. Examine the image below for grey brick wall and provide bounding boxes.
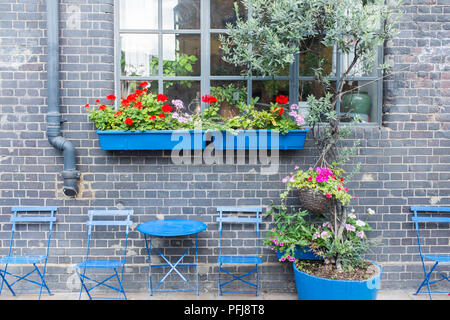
[0,0,449,294]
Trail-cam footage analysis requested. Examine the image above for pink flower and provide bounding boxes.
[345,224,356,232]
[282,176,290,183]
[326,193,331,199]
[356,231,364,239]
[308,176,313,182]
[320,231,331,239]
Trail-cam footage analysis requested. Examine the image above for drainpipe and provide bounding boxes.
[46,0,80,197]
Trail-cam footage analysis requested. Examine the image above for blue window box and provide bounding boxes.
[96,130,206,150]
[211,129,309,150]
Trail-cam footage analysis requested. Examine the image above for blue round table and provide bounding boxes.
[137,219,207,296]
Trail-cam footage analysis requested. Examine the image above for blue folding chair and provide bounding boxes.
[74,209,133,300]
[0,206,57,299]
[410,206,450,300]
[217,206,263,296]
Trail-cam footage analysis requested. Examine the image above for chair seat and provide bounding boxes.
[0,255,46,264]
[75,259,126,269]
[423,254,450,263]
[218,256,263,265]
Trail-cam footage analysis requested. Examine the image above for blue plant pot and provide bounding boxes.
[293,260,382,300]
[96,130,206,150]
[275,246,323,261]
[212,129,309,150]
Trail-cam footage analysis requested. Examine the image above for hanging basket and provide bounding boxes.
[297,188,331,214]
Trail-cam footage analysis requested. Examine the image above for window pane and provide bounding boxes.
[164,81,201,114]
[120,80,158,99]
[210,81,247,119]
[340,48,379,78]
[211,33,245,75]
[340,80,378,123]
[163,34,201,76]
[298,80,336,102]
[299,38,334,77]
[252,80,289,107]
[211,0,246,29]
[162,0,200,30]
[119,0,158,30]
[121,34,158,77]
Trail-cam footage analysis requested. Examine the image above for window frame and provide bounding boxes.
[114,0,383,125]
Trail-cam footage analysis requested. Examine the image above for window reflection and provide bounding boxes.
[162,0,200,30]
[163,34,200,76]
[120,34,158,77]
[119,0,158,30]
[211,0,246,29]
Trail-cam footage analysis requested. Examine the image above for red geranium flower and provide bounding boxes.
[157,94,168,102]
[114,110,123,117]
[139,81,149,88]
[149,115,156,120]
[107,94,116,101]
[135,89,143,96]
[135,101,143,110]
[161,104,173,113]
[202,94,218,104]
[96,99,100,103]
[124,117,133,126]
[274,107,284,115]
[99,105,107,111]
[84,104,90,108]
[275,95,289,104]
[158,114,165,119]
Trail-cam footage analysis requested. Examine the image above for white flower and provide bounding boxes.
[355,219,365,227]
[348,213,357,219]
[367,208,375,216]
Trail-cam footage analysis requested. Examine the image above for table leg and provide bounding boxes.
[143,234,153,296]
[195,233,199,296]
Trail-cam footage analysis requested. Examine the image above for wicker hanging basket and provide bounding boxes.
[297,188,331,214]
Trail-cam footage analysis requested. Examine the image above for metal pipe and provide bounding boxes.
[46,0,80,197]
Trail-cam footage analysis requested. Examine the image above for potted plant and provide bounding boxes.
[202,94,308,150]
[220,0,400,299]
[85,81,208,150]
[264,203,324,262]
[86,81,308,151]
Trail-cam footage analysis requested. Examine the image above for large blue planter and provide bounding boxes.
[212,129,309,150]
[96,130,206,150]
[276,246,323,261]
[293,260,382,300]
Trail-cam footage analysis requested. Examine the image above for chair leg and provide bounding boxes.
[114,268,127,300]
[415,261,438,300]
[33,264,52,300]
[0,267,15,296]
[76,268,92,300]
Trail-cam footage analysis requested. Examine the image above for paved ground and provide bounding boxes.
[0,289,448,300]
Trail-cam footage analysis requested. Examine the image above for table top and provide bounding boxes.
[137,219,207,237]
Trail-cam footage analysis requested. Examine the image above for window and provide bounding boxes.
[115,0,382,123]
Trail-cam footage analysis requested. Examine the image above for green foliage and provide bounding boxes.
[210,83,247,107]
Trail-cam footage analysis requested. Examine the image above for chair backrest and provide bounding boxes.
[216,207,263,257]
[85,210,134,260]
[8,207,57,258]
[410,206,450,256]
